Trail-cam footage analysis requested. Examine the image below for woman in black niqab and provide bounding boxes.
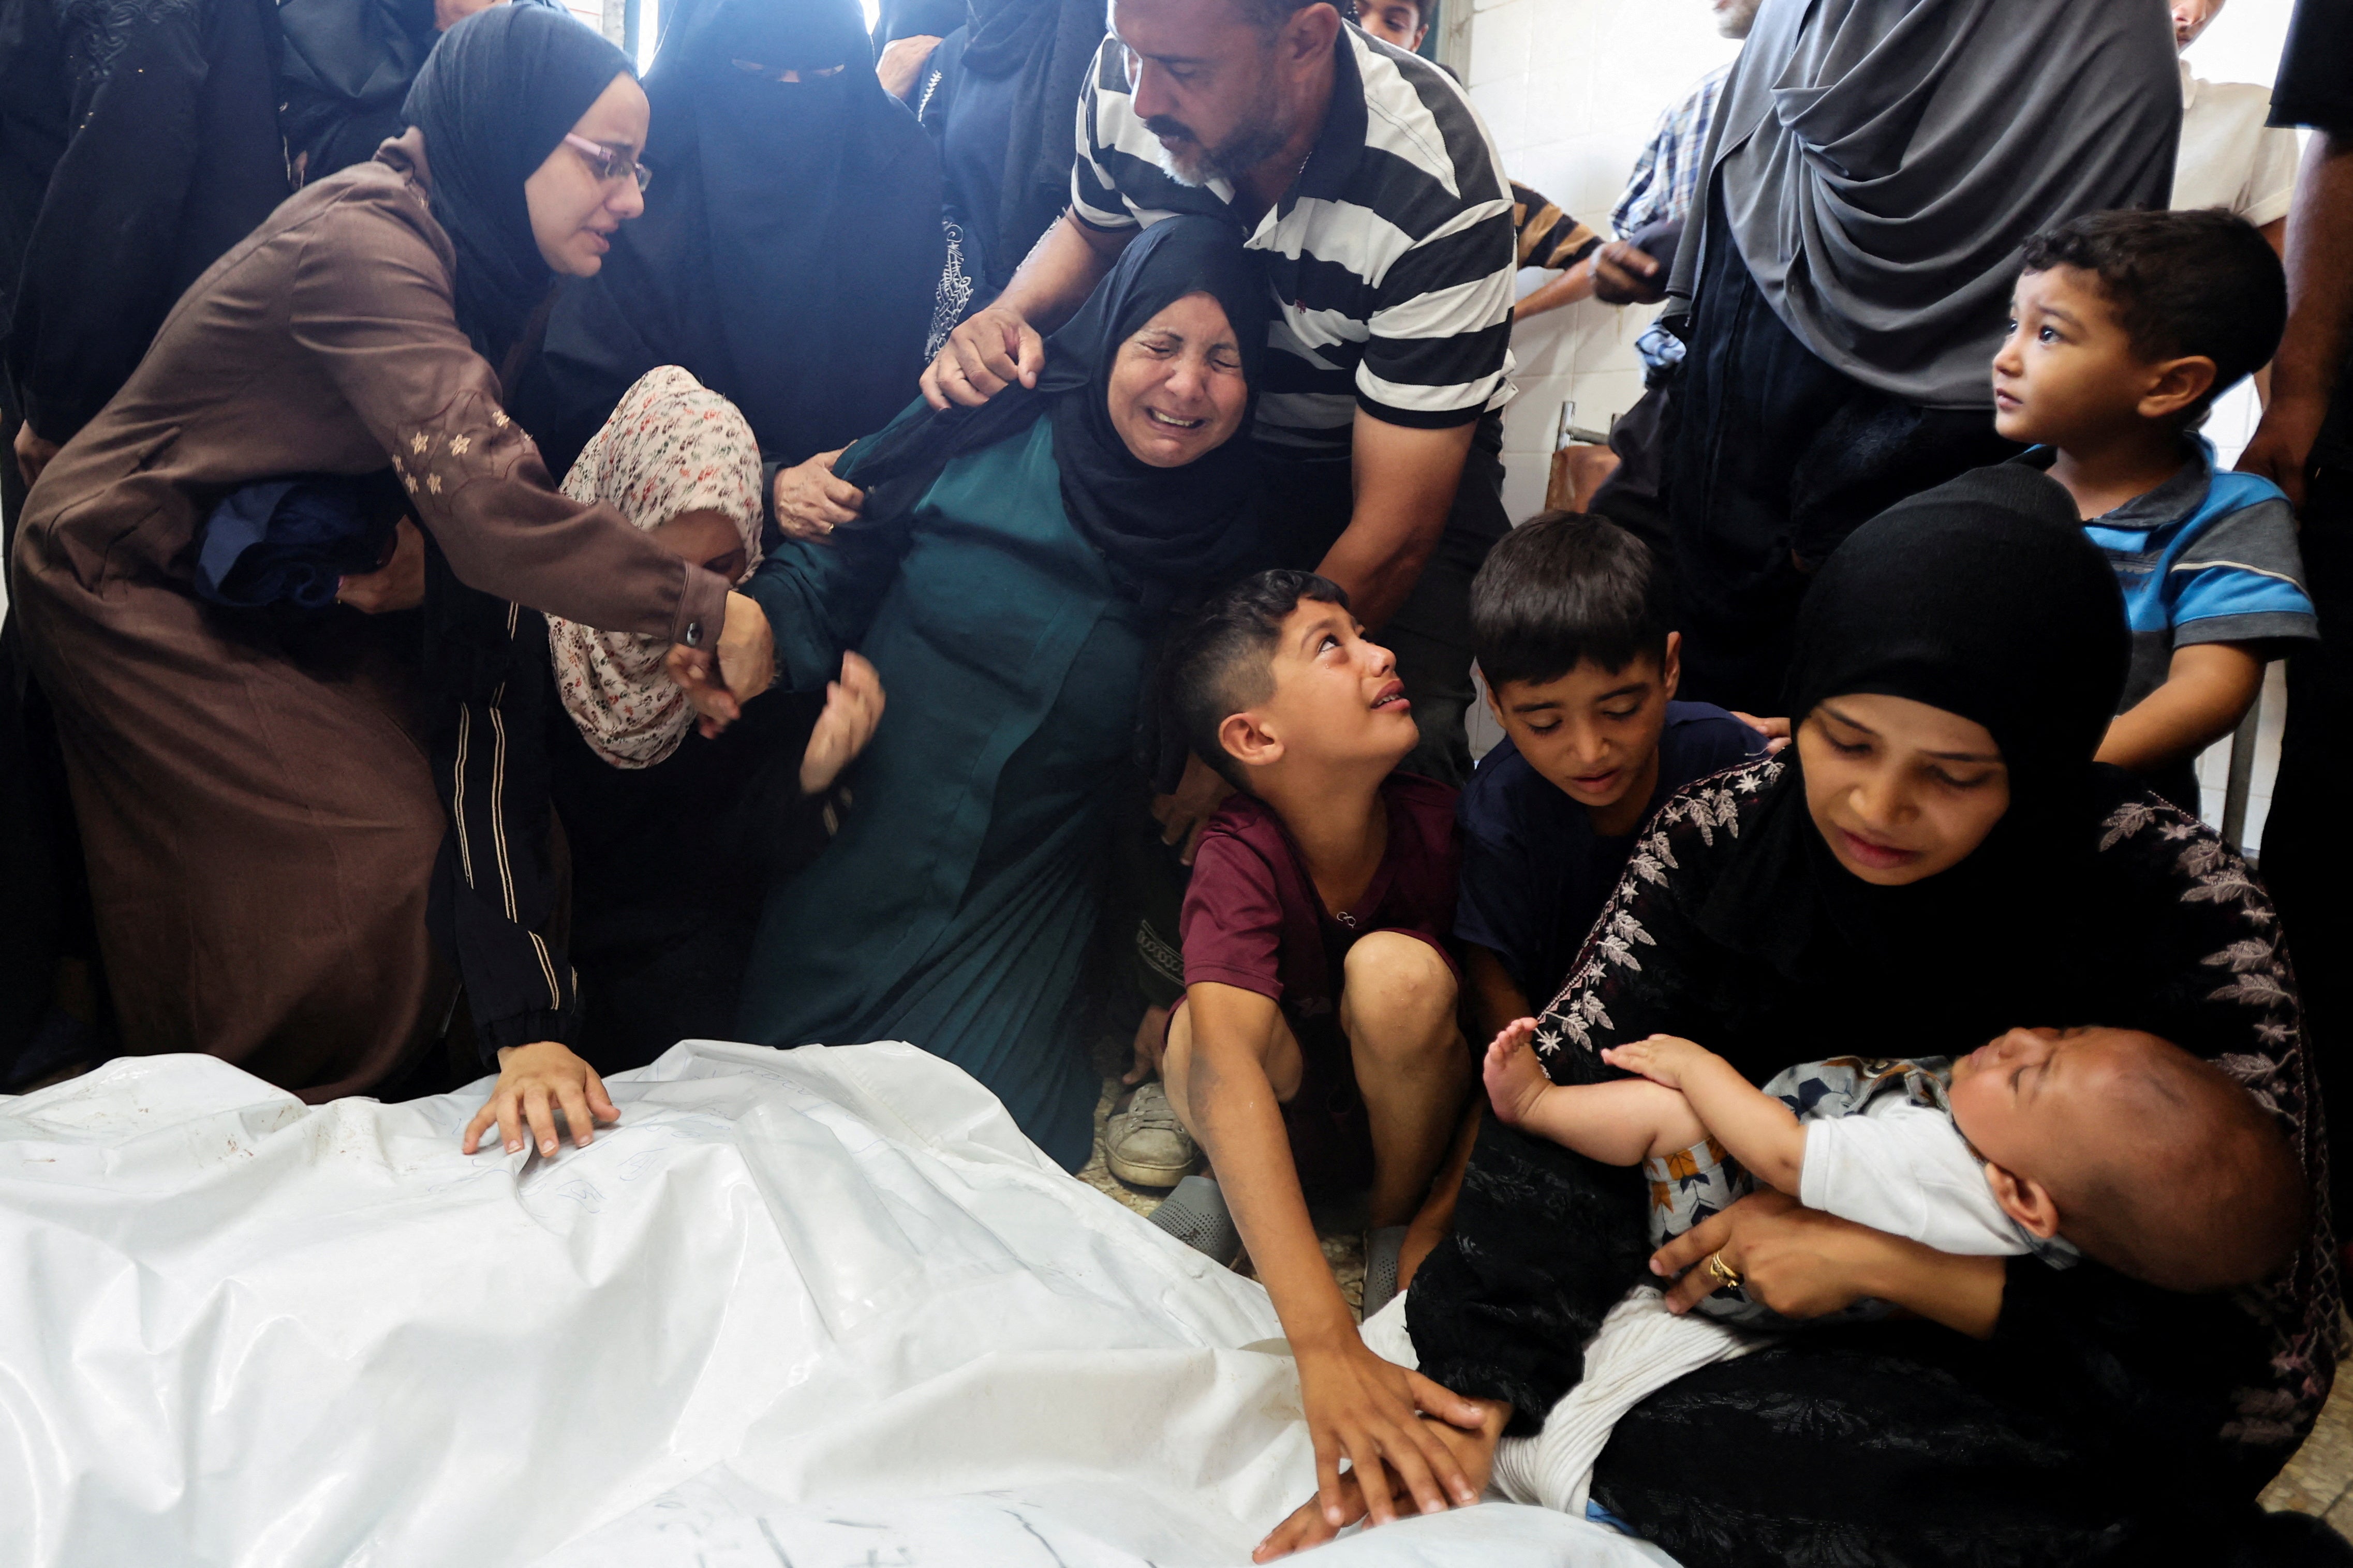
[1397,466,2339,1565]
[511,0,943,479]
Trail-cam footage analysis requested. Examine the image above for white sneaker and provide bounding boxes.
[1105,1081,1196,1188]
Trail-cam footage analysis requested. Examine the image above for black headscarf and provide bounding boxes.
[278,0,440,181]
[870,0,968,51]
[956,0,1105,281]
[401,4,633,364]
[516,0,942,475]
[841,215,1270,608]
[1695,464,2128,984]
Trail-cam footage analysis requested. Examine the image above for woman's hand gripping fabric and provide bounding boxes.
[772,448,864,542]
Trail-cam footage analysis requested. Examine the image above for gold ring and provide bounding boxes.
[1705,1251,1743,1292]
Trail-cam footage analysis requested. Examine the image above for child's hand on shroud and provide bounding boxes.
[1252,1397,1510,1561]
[462,1041,619,1158]
[1480,1018,1552,1126]
[1288,1335,1488,1535]
[1601,1033,1717,1090]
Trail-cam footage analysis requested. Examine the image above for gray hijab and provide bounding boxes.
[1668,0,2179,410]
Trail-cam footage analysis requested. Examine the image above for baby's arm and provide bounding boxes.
[1483,1019,1707,1164]
[1602,1035,1804,1192]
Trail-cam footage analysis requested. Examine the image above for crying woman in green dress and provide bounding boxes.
[716,217,1274,1168]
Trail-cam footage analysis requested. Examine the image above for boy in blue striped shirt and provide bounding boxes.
[1992,209,2316,811]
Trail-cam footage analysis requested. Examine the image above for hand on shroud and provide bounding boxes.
[463,1040,619,1157]
[1253,1375,1508,1561]
[876,34,941,100]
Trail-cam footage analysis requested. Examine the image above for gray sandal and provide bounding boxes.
[1360,1225,1409,1319]
[1150,1175,1241,1265]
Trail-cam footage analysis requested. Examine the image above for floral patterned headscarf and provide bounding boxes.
[551,366,765,768]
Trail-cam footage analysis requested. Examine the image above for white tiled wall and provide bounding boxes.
[1464,0,1742,526]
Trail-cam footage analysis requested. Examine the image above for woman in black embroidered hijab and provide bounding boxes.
[721,217,1270,1171]
[512,0,942,481]
[1267,466,2340,1563]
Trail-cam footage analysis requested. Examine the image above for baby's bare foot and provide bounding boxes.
[1482,1019,1549,1126]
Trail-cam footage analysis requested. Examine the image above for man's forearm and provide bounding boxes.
[2273,133,2353,409]
[993,213,1130,337]
[1512,261,1596,322]
[1317,413,1477,631]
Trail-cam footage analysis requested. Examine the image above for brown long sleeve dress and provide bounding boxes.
[8,130,730,1100]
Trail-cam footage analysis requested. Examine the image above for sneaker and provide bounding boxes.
[1105,1081,1197,1187]
[1359,1225,1409,1320]
[1150,1174,1242,1265]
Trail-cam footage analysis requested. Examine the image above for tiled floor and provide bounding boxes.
[2266,1370,2353,1535]
[1083,1075,2353,1541]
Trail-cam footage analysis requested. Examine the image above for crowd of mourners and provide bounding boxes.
[1,0,2350,1559]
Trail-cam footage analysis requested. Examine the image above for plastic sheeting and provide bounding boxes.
[0,1040,1672,1567]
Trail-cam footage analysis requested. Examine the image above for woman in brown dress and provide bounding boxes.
[8,6,767,1118]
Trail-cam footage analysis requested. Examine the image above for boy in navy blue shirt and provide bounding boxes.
[1457,512,1762,1040]
[1995,209,2317,811]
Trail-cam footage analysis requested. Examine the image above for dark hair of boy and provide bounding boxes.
[1159,569,1349,792]
[2019,208,2287,419]
[1468,511,1670,692]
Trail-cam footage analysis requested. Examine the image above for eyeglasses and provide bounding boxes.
[563,132,652,192]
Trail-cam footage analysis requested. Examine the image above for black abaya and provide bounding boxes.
[2,0,287,445]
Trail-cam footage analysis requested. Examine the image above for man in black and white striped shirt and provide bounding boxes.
[919,0,1517,790]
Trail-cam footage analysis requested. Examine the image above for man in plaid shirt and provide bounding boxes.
[1589,0,1758,318]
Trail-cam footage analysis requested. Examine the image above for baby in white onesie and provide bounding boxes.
[1482,1020,2305,1312]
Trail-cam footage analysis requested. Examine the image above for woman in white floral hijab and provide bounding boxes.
[458,366,881,1142]
[551,365,768,766]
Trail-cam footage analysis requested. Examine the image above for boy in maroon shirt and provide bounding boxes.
[1150,571,1492,1536]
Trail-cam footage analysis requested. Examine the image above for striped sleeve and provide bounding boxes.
[2167,496,2320,648]
[1070,38,1141,232]
[1359,200,1516,427]
[1512,182,1600,270]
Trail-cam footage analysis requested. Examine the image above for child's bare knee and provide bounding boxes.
[1342,932,1458,1030]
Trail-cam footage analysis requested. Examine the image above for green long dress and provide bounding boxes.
[737,409,1146,1170]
